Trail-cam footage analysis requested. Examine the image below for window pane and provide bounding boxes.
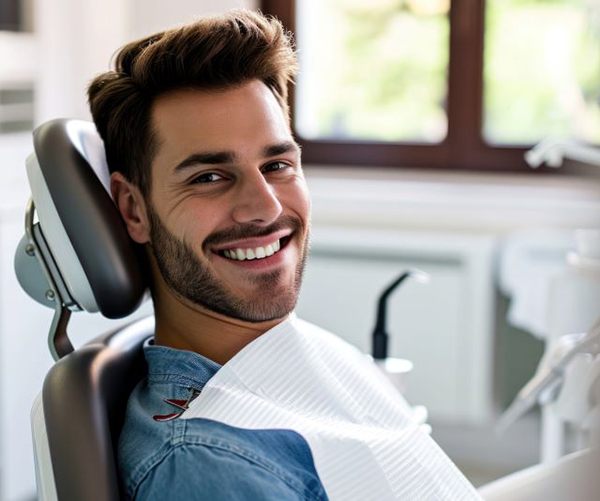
[484,0,600,145]
[295,0,450,143]
[0,0,33,32]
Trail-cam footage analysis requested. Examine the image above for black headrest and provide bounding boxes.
[14,119,147,319]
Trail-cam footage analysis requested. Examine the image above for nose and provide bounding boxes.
[231,172,283,225]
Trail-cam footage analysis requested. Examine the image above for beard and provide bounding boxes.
[147,205,309,323]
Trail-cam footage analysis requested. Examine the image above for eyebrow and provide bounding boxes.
[173,141,301,173]
[263,141,300,157]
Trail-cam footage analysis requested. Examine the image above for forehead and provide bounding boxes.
[150,80,292,168]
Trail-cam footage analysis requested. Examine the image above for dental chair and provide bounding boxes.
[14,119,600,501]
[14,119,150,501]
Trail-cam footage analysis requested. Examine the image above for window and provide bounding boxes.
[295,1,450,144]
[0,0,34,134]
[484,0,600,146]
[0,0,21,32]
[0,0,32,32]
[261,0,600,172]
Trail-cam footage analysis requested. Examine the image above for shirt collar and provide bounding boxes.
[142,314,296,388]
[143,340,221,389]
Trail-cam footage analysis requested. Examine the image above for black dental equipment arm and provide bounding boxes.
[371,269,428,360]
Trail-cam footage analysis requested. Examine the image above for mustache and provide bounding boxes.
[202,215,303,249]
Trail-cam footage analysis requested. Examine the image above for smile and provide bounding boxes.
[218,236,291,261]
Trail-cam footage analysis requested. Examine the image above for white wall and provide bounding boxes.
[130,0,257,39]
[33,0,257,124]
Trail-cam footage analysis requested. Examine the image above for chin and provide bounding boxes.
[231,284,300,322]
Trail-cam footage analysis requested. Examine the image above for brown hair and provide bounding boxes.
[87,9,297,195]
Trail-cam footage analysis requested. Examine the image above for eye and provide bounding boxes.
[190,172,224,184]
[262,161,290,173]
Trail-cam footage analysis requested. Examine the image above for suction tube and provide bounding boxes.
[371,269,430,360]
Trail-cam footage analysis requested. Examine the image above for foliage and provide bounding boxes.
[298,0,600,145]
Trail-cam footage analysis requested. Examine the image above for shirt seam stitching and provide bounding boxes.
[146,373,211,387]
[127,440,175,499]
[170,440,322,500]
[127,430,323,500]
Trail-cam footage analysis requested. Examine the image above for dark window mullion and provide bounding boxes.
[446,0,485,167]
[262,0,299,138]
[448,0,531,171]
[263,0,295,30]
[0,0,21,31]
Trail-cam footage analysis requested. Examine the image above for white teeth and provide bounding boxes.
[223,239,284,261]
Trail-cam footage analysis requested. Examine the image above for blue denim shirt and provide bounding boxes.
[119,342,328,500]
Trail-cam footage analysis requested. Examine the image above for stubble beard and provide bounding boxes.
[147,205,309,323]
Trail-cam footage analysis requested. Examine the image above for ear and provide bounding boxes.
[111,172,150,244]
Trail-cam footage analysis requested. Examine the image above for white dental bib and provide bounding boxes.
[181,316,481,500]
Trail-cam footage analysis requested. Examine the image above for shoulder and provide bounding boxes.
[128,419,328,501]
[118,352,328,500]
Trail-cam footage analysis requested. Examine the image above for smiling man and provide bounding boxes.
[114,82,310,364]
[88,10,480,501]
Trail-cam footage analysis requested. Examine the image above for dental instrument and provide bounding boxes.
[496,317,600,434]
[371,269,430,360]
[525,137,600,169]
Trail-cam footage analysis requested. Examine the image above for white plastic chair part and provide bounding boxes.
[31,394,58,501]
[478,447,600,501]
[525,137,600,169]
[26,152,97,313]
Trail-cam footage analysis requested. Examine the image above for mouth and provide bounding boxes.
[214,234,293,262]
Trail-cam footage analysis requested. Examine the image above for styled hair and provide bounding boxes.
[87,9,297,195]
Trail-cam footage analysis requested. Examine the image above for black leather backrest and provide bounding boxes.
[42,316,153,501]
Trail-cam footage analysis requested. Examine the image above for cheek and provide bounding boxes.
[283,178,311,221]
[169,207,219,249]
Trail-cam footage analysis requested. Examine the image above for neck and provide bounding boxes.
[150,271,285,365]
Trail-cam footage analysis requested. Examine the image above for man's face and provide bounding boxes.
[145,80,310,322]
